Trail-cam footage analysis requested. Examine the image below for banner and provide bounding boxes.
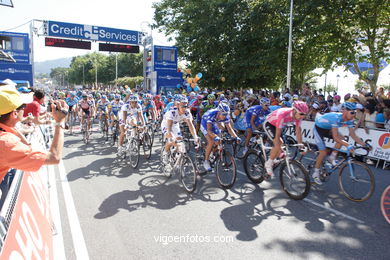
[286,120,390,161]
[46,20,140,45]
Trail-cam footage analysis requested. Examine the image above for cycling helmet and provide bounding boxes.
[197,95,204,100]
[293,94,299,100]
[101,95,107,99]
[293,101,309,113]
[334,95,341,101]
[207,94,215,100]
[217,102,230,113]
[96,93,101,98]
[176,95,189,103]
[189,92,196,98]
[129,95,139,102]
[70,92,76,97]
[82,92,87,98]
[114,94,121,99]
[260,97,270,106]
[341,102,357,110]
[58,92,65,98]
[155,95,161,99]
[143,94,152,100]
[167,94,173,99]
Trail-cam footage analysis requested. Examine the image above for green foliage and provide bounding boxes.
[355,80,366,91]
[52,52,143,86]
[114,76,143,87]
[153,0,390,93]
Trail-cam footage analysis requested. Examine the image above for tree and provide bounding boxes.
[50,67,69,86]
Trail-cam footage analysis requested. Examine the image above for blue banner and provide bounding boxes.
[47,20,140,45]
[0,63,33,86]
[0,31,30,64]
[156,71,183,94]
[154,45,178,71]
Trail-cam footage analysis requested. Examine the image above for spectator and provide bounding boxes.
[23,89,50,125]
[0,85,68,182]
[331,95,342,112]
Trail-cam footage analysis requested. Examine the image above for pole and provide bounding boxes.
[115,53,118,80]
[82,64,85,86]
[286,0,294,90]
[95,58,98,89]
[143,35,146,92]
[30,20,35,86]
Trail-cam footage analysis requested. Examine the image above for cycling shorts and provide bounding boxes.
[263,121,276,141]
[313,125,333,151]
[245,112,263,130]
[82,108,90,117]
[161,122,182,140]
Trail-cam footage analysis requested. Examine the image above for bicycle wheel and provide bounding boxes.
[142,133,153,159]
[111,128,118,146]
[148,125,155,146]
[243,150,265,184]
[381,186,390,224]
[129,139,140,169]
[215,150,237,189]
[279,160,310,200]
[338,160,375,202]
[179,155,197,193]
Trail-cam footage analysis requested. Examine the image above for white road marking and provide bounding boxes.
[48,165,66,260]
[58,161,90,260]
[303,198,365,224]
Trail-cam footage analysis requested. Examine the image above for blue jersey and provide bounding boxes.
[315,112,354,130]
[201,108,230,129]
[142,101,155,113]
[66,97,78,107]
[246,105,270,119]
[110,100,124,114]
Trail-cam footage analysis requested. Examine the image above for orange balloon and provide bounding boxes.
[193,77,199,83]
[191,83,196,88]
[187,78,193,84]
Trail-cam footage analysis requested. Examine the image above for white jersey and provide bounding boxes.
[119,103,142,122]
[162,107,192,125]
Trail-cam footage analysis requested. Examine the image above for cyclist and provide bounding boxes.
[118,95,145,154]
[153,95,164,117]
[65,92,79,125]
[142,94,157,123]
[263,101,309,178]
[96,95,110,131]
[243,97,271,154]
[312,102,370,184]
[201,102,240,172]
[108,94,124,132]
[78,93,95,132]
[161,96,199,164]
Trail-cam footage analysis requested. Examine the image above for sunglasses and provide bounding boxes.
[220,112,229,117]
[299,113,307,116]
[348,111,356,115]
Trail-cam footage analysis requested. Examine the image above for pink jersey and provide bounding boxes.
[266,107,301,128]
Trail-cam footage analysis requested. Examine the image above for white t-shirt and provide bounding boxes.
[330,103,342,112]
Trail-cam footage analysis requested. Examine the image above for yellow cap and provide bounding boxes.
[0,85,33,115]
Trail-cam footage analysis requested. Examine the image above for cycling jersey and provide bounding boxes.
[161,108,192,139]
[266,107,301,128]
[121,103,142,117]
[315,112,354,130]
[66,97,78,107]
[97,100,110,112]
[79,100,93,110]
[200,108,230,136]
[163,102,175,113]
[245,105,270,129]
[110,100,124,115]
[142,101,155,113]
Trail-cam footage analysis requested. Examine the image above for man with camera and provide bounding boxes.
[0,84,69,182]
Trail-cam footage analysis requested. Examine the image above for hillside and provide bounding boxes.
[34,57,72,75]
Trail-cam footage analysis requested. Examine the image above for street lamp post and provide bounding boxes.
[286,0,294,90]
[336,74,340,92]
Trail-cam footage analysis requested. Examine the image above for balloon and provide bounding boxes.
[191,83,196,88]
[176,84,181,89]
[194,86,200,92]
[186,78,193,84]
[186,69,191,74]
[187,86,193,93]
[221,77,225,82]
[197,72,203,79]
[193,77,199,83]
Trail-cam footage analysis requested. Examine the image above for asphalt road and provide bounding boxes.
[51,126,390,260]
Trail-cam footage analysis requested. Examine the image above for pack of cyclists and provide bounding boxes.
[56,87,373,187]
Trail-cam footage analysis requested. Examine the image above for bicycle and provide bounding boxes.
[110,119,120,146]
[243,130,310,200]
[160,138,198,193]
[193,135,237,189]
[81,114,91,144]
[100,112,109,141]
[381,185,390,224]
[305,145,375,202]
